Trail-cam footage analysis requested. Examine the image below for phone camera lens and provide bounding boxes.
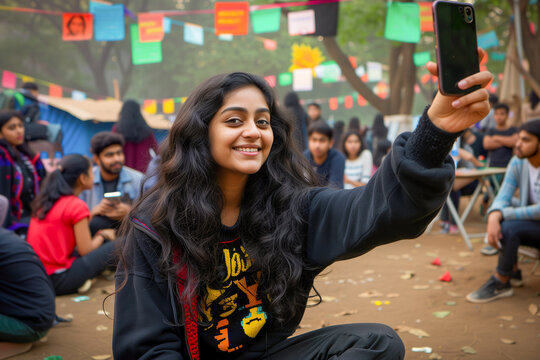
[465,7,472,15]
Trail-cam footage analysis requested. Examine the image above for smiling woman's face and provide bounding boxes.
[208,86,274,178]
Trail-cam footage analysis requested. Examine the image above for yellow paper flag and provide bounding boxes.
[162,98,174,114]
[144,99,157,114]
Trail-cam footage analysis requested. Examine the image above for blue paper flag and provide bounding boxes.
[184,23,204,45]
[89,1,109,13]
[477,30,499,50]
[94,4,125,41]
[71,90,86,100]
[163,17,172,34]
[219,34,234,41]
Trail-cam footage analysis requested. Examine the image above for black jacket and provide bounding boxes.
[113,111,458,359]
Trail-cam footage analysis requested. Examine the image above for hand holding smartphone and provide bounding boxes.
[433,0,481,96]
[104,191,122,206]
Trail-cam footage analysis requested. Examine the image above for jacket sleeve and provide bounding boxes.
[113,228,185,359]
[304,110,458,267]
[328,151,345,189]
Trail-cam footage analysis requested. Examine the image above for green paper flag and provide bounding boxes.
[278,72,292,86]
[413,51,430,66]
[251,8,281,34]
[130,24,162,65]
[319,61,341,83]
[384,2,421,43]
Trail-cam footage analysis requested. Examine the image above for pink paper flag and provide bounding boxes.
[263,39,277,51]
[1,70,16,89]
[264,75,276,88]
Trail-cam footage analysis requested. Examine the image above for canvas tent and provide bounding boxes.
[37,95,171,156]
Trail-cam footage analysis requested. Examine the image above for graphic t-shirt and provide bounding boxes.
[27,195,90,275]
[198,224,267,356]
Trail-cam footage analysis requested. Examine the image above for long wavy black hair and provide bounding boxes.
[0,110,37,160]
[122,72,320,324]
[116,99,153,142]
[31,154,91,219]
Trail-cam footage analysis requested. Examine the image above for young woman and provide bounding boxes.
[112,99,159,173]
[27,154,116,295]
[0,110,45,230]
[342,131,373,189]
[114,59,492,359]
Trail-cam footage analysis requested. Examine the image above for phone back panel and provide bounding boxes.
[433,1,480,95]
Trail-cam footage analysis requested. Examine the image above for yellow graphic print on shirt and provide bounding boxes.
[199,242,268,353]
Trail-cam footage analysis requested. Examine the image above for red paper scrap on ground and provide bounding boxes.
[214,2,249,35]
[439,270,452,282]
[431,257,441,266]
[62,13,93,41]
[138,13,164,42]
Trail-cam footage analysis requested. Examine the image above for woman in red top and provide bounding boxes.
[112,99,159,173]
[27,154,116,295]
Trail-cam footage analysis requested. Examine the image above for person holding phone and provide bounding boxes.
[79,131,143,236]
[27,154,117,295]
[113,55,492,359]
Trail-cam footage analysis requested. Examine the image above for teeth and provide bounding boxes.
[235,147,258,152]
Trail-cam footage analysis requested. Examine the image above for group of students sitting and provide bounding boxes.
[0,99,157,358]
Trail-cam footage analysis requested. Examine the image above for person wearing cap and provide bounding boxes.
[467,119,540,303]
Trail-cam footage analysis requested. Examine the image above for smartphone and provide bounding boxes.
[433,0,481,96]
[104,191,122,205]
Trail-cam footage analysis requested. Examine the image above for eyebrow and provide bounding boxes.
[220,106,270,115]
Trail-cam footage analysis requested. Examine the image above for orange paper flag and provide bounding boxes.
[329,98,338,111]
[63,13,93,41]
[419,2,433,32]
[344,95,353,109]
[215,2,249,35]
[49,84,63,98]
[144,99,157,114]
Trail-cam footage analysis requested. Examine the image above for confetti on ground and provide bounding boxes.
[96,325,108,331]
[498,316,514,321]
[500,338,516,344]
[71,296,90,302]
[413,285,430,290]
[439,270,452,282]
[97,310,110,316]
[400,271,415,279]
[359,290,383,298]
[321,296,337,303]
[458,252,473,257]
[461,346,477,354]
[447,291,462,298]
[387,293,400,298]
[529,304,538,316]
[426,252,438,257]
[91,356,112,360]
[411,347,432,353]
[297,324,312,329]
[387,255,401,260]
[363,269,375,275]
[319,320,329,328]
[433,311,451,319]
[395,325,430,338]
[333,310,358,317]
[431,257,441,266]
[429,353,443,360]
[446,301,457,306]
[525,318,536,323]
[371,300,391,306]
[43,357,63,360]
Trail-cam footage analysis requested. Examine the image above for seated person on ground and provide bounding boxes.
[303,121,345,189]
[467,119,540,303]
[482,103,518,168]
[80,131,143,236]
[0,228,55,359]
[342,130,373,189]
[27,154,117,295]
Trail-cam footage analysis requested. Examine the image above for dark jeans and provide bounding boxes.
[441,180,478,224]
[50,241,116,295]
[497,219,540,276]
[0,314,48,342]
[238,323,404,360]
[89,215,120,237]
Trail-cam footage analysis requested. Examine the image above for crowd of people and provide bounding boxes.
[0,61,538,358]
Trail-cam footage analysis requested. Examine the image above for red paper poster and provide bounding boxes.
[357,94,367,107]
[344,95,353,109]
[264,75,276,88]
[1,70,16,89]
[263,39,277,51]
[62,13,93,41]
[49,84,63,98]
[418,2,433,32]
[329,97,338,111]
[215,2,249,35]
[138,13,164,43]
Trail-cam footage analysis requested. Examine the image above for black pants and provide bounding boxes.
[441,180,478,224]
[49,241,116,295]
[238,323,405,360]
[497,219,540,276]
[89,215,120,237]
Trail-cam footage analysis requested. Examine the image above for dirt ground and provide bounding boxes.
[12,211,540,360]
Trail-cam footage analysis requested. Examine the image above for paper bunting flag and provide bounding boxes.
[62,13,93,41]
[413,51,431,67]
[138,13,164,43]
[21,76,34,84]
[477,30,499,49]
[349,56,357,69]
[329,97,338,111]
[338,96,345,105]
[384,2,421,43]
[218,34,233,41]
[49,84,63,98]
[287,10,315,36]
[355,65,365,78]
[418,2,434,32]
[130,24,163,65]
[251,8,281,34]
[263,39,277,51]
[491,52,506,61]
[344,96,353,109]
[357,94,367,107]
[1,70,16,89]
[318,62,341,83]
[94,4,125,41]
[367,62,382,82]
[184,23,204,45]
[215,2,249,35]
[278,72,292,86]
[292,68,313,92]
[71,90,87,100]
[264,75,276,88]
[144,100,157,114]
[89,1,109,14]
[163,17,172,34]
[162,98,175,114]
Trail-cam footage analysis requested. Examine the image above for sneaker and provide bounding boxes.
[466,275,513,303]
[77,279,93,294]
[480,245,499,256]
[440,223,459,234]
[510,269,524,287]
